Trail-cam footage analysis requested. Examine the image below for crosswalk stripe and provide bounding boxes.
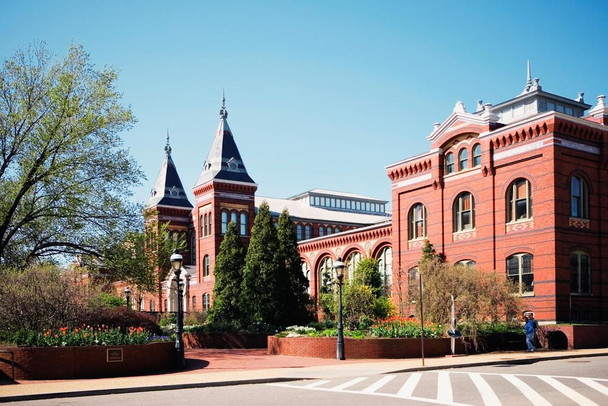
[469,372,502,406]
[436,371,453,404]
[503,374,552,406]
[578,377,608,396]
[302,380,331,388]
[361,375,396,393]
[331,377,367,390]
[538,376,599,406]
[396,372,422,398]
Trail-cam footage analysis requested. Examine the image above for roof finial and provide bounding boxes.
[523,60,532,93]
[165,129,172,155]
[220,89,228,119]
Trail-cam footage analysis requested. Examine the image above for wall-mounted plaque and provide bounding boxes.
[107,348,123,362]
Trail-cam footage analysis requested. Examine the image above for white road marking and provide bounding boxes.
[578,377,608,396]
[396,372,422,398]
[302,379,330,388]
[503,374,552,406]
[330,377,367,390]
[469,372,501,406]
[436,371,453,403]
[538,376,599,406]
[361,374,396,393]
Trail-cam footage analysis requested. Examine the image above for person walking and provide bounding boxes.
[524,315,536,352]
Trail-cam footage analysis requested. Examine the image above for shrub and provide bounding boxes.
[76,307,162,335]
[370,316,444,338]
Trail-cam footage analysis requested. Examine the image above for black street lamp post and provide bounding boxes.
[170,249,185,369]
[334,257,346,360]
[124,286,131,308]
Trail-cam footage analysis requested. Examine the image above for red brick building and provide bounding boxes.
[387,68,608,323]
[140,68,607,324]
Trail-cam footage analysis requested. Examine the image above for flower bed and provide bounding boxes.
[268,336,464,359]
[0,342,175,380]
[182,332,268,349]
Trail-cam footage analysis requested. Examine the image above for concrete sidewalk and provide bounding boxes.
[1,348,607,402]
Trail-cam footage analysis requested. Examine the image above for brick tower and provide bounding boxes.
[192,94,257,309]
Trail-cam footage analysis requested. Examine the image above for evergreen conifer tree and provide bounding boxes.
[276,209,312,326]
[241,202,282,326]
[207,221,246,328]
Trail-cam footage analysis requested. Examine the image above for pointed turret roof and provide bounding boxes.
[195,94,255,187]
[146,132,193,209]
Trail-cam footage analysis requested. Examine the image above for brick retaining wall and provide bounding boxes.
[0,342,175,380]
[268,336,465,358]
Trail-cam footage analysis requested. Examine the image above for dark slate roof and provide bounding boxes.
[195,98,255,187]
[146,136,193,209]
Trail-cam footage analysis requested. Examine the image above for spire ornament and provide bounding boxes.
[165,129,172,155]
[220,90,228,119]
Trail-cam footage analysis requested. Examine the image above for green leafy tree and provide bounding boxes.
[241,201,282,326]
[0,43,141,266]
[103,217,184,312]
[276,209,313,326]
[355,257,383,298]
[207,221,246,329]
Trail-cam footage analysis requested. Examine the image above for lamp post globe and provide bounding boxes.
[333,257,346,360]
[170,249,185,369]
[124,286,131,308]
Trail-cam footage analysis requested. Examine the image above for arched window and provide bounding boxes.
[200,214,204,237]
[203,214,208,236]
[305,225,311,240]
[472,144,482,167]
[208,212,212,236]
[570,251,590,294]
[230,211,237,226]
[191,296,197,311]
[319,256,334,294]
[571,176,589,219]
[203,255,210,277]
[506,253,534,295]
[190,233,196,265]
[296,224,302,240]
[319,226,325,236]
[408,267,419,298]
[327,228,332,235]
[203,293,210,312]
[458,148,468,170]
[445,152,454,174]
[240,212,247,236]
[454,192,474,231]
[408,203,426,240]
[377,246,392,295]
[221,210,228,234]
[346,251,362,282]
[334,227,340,233]
[456,260,476,268]
[507,178,532,222]
[149,300,155,312]
[301,261,311,295]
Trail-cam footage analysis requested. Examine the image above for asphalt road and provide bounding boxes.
[11,356,608,406]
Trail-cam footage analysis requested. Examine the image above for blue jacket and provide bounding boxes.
[525,319,535,334]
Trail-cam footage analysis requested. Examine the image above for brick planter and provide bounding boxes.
[268,336,465,359]
[0,342,175,380]
[182,333,268,349]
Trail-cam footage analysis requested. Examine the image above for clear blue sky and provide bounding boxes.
[2,1,607,208]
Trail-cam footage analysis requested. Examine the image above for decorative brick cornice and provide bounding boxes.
[299,224,391,252]
[386,158,433,181]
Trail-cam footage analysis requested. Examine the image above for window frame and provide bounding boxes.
[507,178,532,222]
[571,176,589,219]
[458,148,469,171]
[445,152,454,174]
[408,203,427,240]
[506,253,534,295]
[472,144,481,167]
[454,192,475,232]
[203,255,210,277]
[570,251,591,294]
